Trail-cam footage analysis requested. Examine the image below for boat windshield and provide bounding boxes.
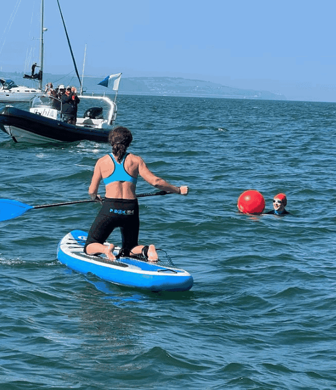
[31,95,58,108]
[0,79,18,90]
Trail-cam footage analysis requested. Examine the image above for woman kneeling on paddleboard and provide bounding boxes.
[84,126,188,262]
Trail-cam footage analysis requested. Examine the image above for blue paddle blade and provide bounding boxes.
[0,199,33,222]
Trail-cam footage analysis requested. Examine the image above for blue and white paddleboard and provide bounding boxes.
[57,230,193,292]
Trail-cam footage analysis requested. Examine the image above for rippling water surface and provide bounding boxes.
[1,95,336,389]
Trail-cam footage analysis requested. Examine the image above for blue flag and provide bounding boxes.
[98,76,109,87]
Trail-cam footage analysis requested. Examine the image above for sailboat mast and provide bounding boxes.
[56,0,82,90]
[80,44,87,95]
[39,0,44,90]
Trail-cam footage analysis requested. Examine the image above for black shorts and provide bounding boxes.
[84,198,139,255]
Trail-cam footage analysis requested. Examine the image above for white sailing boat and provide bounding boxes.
[0,2,45,103]
[0,78,43,103]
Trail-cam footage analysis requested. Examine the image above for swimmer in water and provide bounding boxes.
[266,193,290,215]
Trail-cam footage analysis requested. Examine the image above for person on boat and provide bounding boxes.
[57,85,65,102]
[265,193,290,215]
[61,86,80,125]
[31,62,38,77]
[70,86,80,123]
[50,88,61,110]
[45,82,53,95]
[84,126,189,262]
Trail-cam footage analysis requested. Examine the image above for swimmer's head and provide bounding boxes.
[274,193,287,207]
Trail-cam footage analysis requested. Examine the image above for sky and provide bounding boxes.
[1,0,336,102]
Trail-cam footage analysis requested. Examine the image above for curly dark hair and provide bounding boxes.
[108,126,133,163]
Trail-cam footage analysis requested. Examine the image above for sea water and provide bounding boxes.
[0,95,336,389]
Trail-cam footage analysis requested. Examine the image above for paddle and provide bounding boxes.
[0,191,172,222]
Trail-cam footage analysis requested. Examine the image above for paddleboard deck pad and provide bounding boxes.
[57,230,193,292]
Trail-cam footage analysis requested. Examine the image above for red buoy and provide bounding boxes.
[237,190,265,214]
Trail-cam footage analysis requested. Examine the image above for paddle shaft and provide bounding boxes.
[32,190,173,209]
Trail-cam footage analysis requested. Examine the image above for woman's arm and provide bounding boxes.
[138,157,188,195]
[88,161,103,199]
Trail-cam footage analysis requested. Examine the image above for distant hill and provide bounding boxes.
[117,77,286,100]
[0,71,286,100]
